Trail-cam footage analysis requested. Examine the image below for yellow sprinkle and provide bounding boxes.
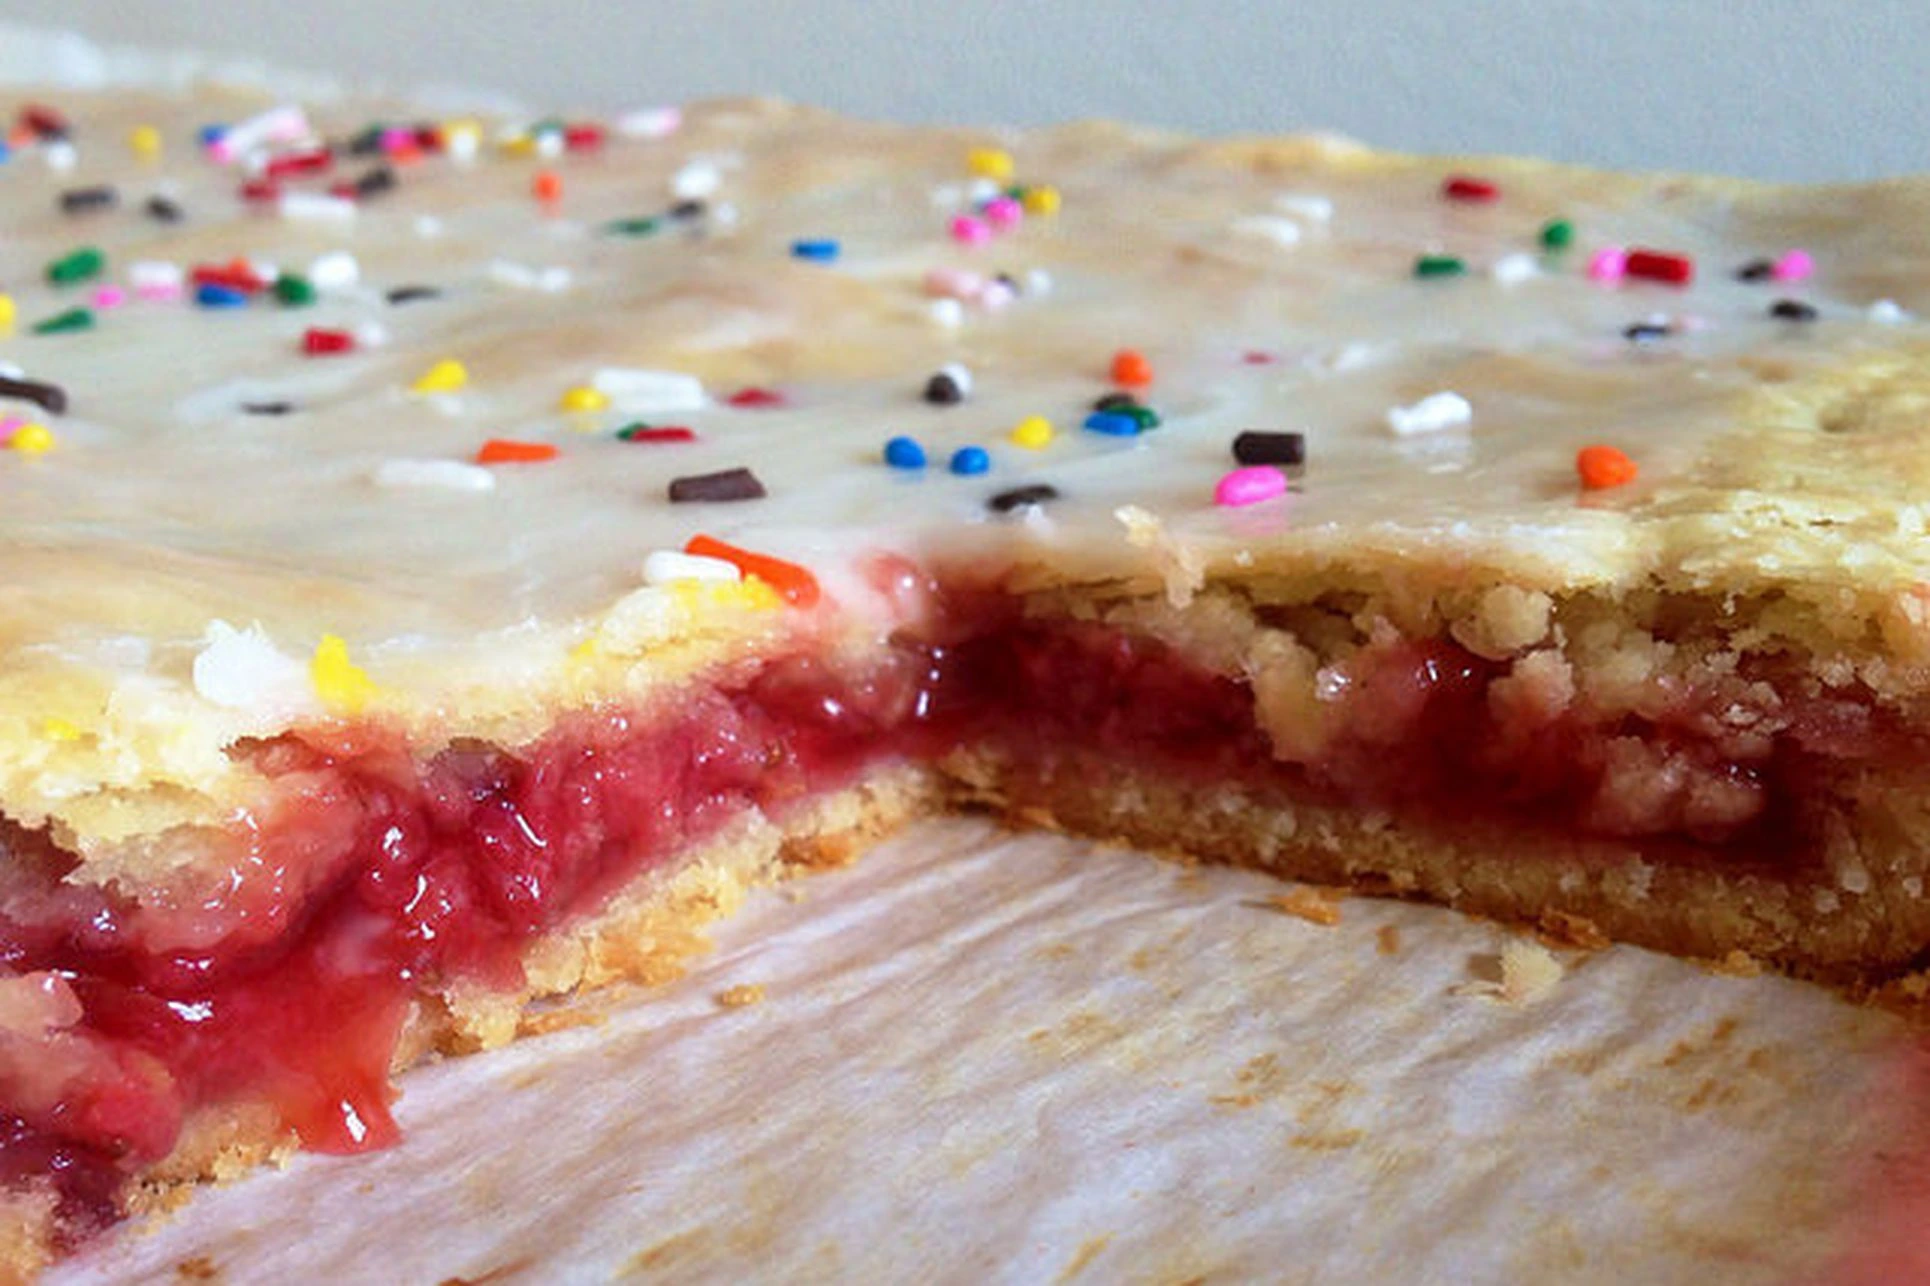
[1009,415,1054,450]
[1021,185,1061,217]
[0,294,14,333]
[9,424,55,455]
[670,578,782,614]
[499,134,537,157]
[310,634,380,714]
[411,359,469,395]
[40,718,81,742]
[558,385,610,413]
[129,124,162,161]
[967,147,1014,181]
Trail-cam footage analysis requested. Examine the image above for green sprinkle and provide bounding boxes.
[1539,218,1574,251]
[33,307,95,335]
[1413,254,1466,279]
[274,274,316,306]
[46,247,104,286]
[1121,405,1161,431]
[604,216,662,237]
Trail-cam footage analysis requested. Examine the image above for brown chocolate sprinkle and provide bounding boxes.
[144,195,185,223]
[1770,298,1818,322]
[355,165,398,198]
[1231,431,1304,467]
[668,468,767,503]
[922,372,964,405]
[987,483,1060,513]
[385,285,442,305]
[58,186,117,215]
[1735,258,1775,282]
[1092,391,1140,412]
[0,376,67,416]
[1622,321,1671,342]
[242,401,295,416]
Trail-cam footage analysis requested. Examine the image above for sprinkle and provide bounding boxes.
[683,534,819,607]
[1491,253,1538,285]
[923,369,967,405]
[727,387,785,408]
[8,423,54,455]
[559,385,611,413]
[987,483,1059,513]
[264,147,333,179]
[977,279,1016,311]
[967,147,1015,181]
[1083,411,1141,437]
[928,298,965,328]
[532,170,563,203]
[950,445,990,475]
[47,247,104,286]
[1624,249,1694,285]
[1869,299,1909,324]
[209,104,310,164]
[1539,218,1574,250]
[239,178,282,204]
[310,635,380,714]
[302,327,355,356]
[476,438,560,464]
[605,216,660,237]
[1020,185,1061,217]
[1120,405,1161,431]
[949,215,992,245]
[1092,392,1140,412]
[563,123,606,152]
[671,160,722,200]
[1735,258,1775,282]
[129,124,162,160]
[196,283,249,309]
[1413,254,1465,279]
[616,107,682,138]
[41,142,76,173]
[309,251,361,292]
[411,359,469,394]
[1274,193,1332,224]
[1769,298,1819,322]
[616,424,697,443]
[884,436,927,469]
[1622,321,1672,342]
[373,458,496,492]
[279,191,357,222]
[1386,391,1472,437]
[1110,349,1153,387]
[791,238,840,262]
[982,196,1023,229]
[1009,416,1054,449]
[643,550,740,585]
[0,296,12,332]
[243,401,294,416]
[924,268,983,299]
[1442,175,1499,202]
[1772,250,1814,283]
[486,260,573,292]
[1230,214,1302,248]
[592,367,706,414]
[1576,444,1638,490]
[83,285,119,310]
[1587,246,1628,284]
[1215,465,1287,507]
[58,186,117,215]
[274,274,317,306]
[33,308,94,335]
[669,199,708,221]
[1231,430,1305,466]
[145,195,184,224]
[20,105,68,139]
[669,468,767,503]
[0,376,68,415]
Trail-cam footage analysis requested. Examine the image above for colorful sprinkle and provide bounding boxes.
[532,170,563,203]
[1083,411,1141,437]
[559,385,611,413]
[275,274,317,306]
[1735,258,1775,282]
[726,387,785,408]
[195,283,249,309]
[1231,431,1305,467]
[1020,185,1061,217]
[302,328,356,356]
[1386,391,1472,437]
[1539,218,1574,250]
[1576,444,1638,490]
[668,467,767,503]
[967,147,1015,181]
[982,196,1023,229]
[791,239,841,262]
[1214,465,1288,507]
[411,359,469,394]
[1769,298,1819,322]
[1413,254,1466,279]
[1624,249,1694,285]
[642,550,740,586]
[949,215,992,245]
[1109,349,1153,387]
[1772,250,1815,283]
[129,124,162,161]
[1442,175,1499,203]
[987,483,1059,513]
[884,436,927,469]
[1623,321,1671,342]
[476,438,560,464]
[923,366,968,405]
[46,247,104,286]
[32,308,94,335]
[1009,416,1054,449]
[616,423,697,443]
[682,534,820,607]
[949,445,990,475]
[310,634,380,714]
[0,295,13,332]
[1586,246,1628,284]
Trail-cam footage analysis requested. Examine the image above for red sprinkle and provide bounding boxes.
[532,171,563,203]
[1624,249,1695,286]
[19,105,68,139]
[413,125,445,153]
[476,439,560,465]
[265,147,334,179]
[1576,444,1639,490]
[239,178,282,204]
[192,262,266,293]
[302,327,356,356]
[683,535,821,608]
[727,387,787,408]
[327,181,360,202]
[563,123,606,152]
[619,426,697,443]
[1110,349,1154,387]
[1442,175,1500,203]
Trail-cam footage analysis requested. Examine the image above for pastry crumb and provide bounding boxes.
[1455,939,1564,1005]
[1537,910,1611,951]
[1267,886,1344,926]
[175,1256,218,1281]
[716,983,766,1009]
[1705,949,1765,978]
[1375,924,1402,956]
[517,1008,608,1038]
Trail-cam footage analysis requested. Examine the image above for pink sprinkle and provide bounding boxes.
[924,267,984,299]
[1243,350,1278,365]
[1772,249,1814,283]
[91,286,126,310]
[135,282,185,303]
[982,195,1023,228]
[379,127,417,154]
[1587,246,1628,284]
[1214,465,1288,508]
[0,416,23,444]
[977,280,1016,311]
[949,215,992,246]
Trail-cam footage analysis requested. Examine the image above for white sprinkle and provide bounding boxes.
[1024,268,1054,296]
[1490,252,1538,285]
[414,215,445,239]
[534,131,565,160]
[928,297,965,328]
[308,251,361,292]
[0,362,22,380]
[1870,298,1911,324]
[1387,391,1473,437]
[672,160,722,200]
[937,361,974,395]
[193,621,313,714]
[643,550,741,586]
[977,280,1016,311]
[615,107,682,139]
[590,367,707,414]
[709,201,740,230]
[929,183,965,209]
[278,191,357,223]
[211,105,310,163]
[486,260,571,292]
[129,260,185,291]
[353,322,390,349]
[42,141,76,172]
[443,125,480,163]
[373,459,497,492]
[1275,193,1334,224]
[537,266,573,292]
[1230,214,1302,248]
[967,177,1003,203]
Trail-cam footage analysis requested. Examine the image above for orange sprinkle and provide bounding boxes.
[475,438,559,464]
[1576,444,1638,490]
[683,534,821,608]
[1109,348,1153,387]
[532,170,563,203]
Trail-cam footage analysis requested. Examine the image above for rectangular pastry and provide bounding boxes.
[1,72,1926,1269]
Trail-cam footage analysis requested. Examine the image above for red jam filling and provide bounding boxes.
[0,617,1905,1244]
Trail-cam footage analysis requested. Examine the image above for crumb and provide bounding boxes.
[1454,938,1564,1005]
[1267,886,1343,926]
[716,983,765,1009]
[517,1008,608,1037]
[1537,909,1610,952]
[1375,924,1402,956]
[1704,949,1765,978]
[175,1256,218,1281]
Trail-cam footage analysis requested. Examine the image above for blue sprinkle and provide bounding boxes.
[1083,411,1141,437]
[883,435,927,469]
[791,239,841,262]
[195,282,249,309]
[0,143,10,165]
[197,124,227,147]
[949,445,990,476]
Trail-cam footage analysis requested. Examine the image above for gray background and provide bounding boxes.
[4,1,1923,181]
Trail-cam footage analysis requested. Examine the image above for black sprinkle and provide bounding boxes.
[345,126,385,157]
[58,186,117,215]
[922,373,964,405]
[668,467,767,503]
[144,195,185,224]
[1622,322,1672,342]
[1735,258,1775,282]
[993,271,1021,292]
[385,285,442,306]
[668,199,707,220]
[0,376,67,415]
[1092,391,1140,413]
[1231,431,1305,467]
[242,401,295,416]
[355,166,397,198]
[987,484,1060,513]
[1770,299,1819,322]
